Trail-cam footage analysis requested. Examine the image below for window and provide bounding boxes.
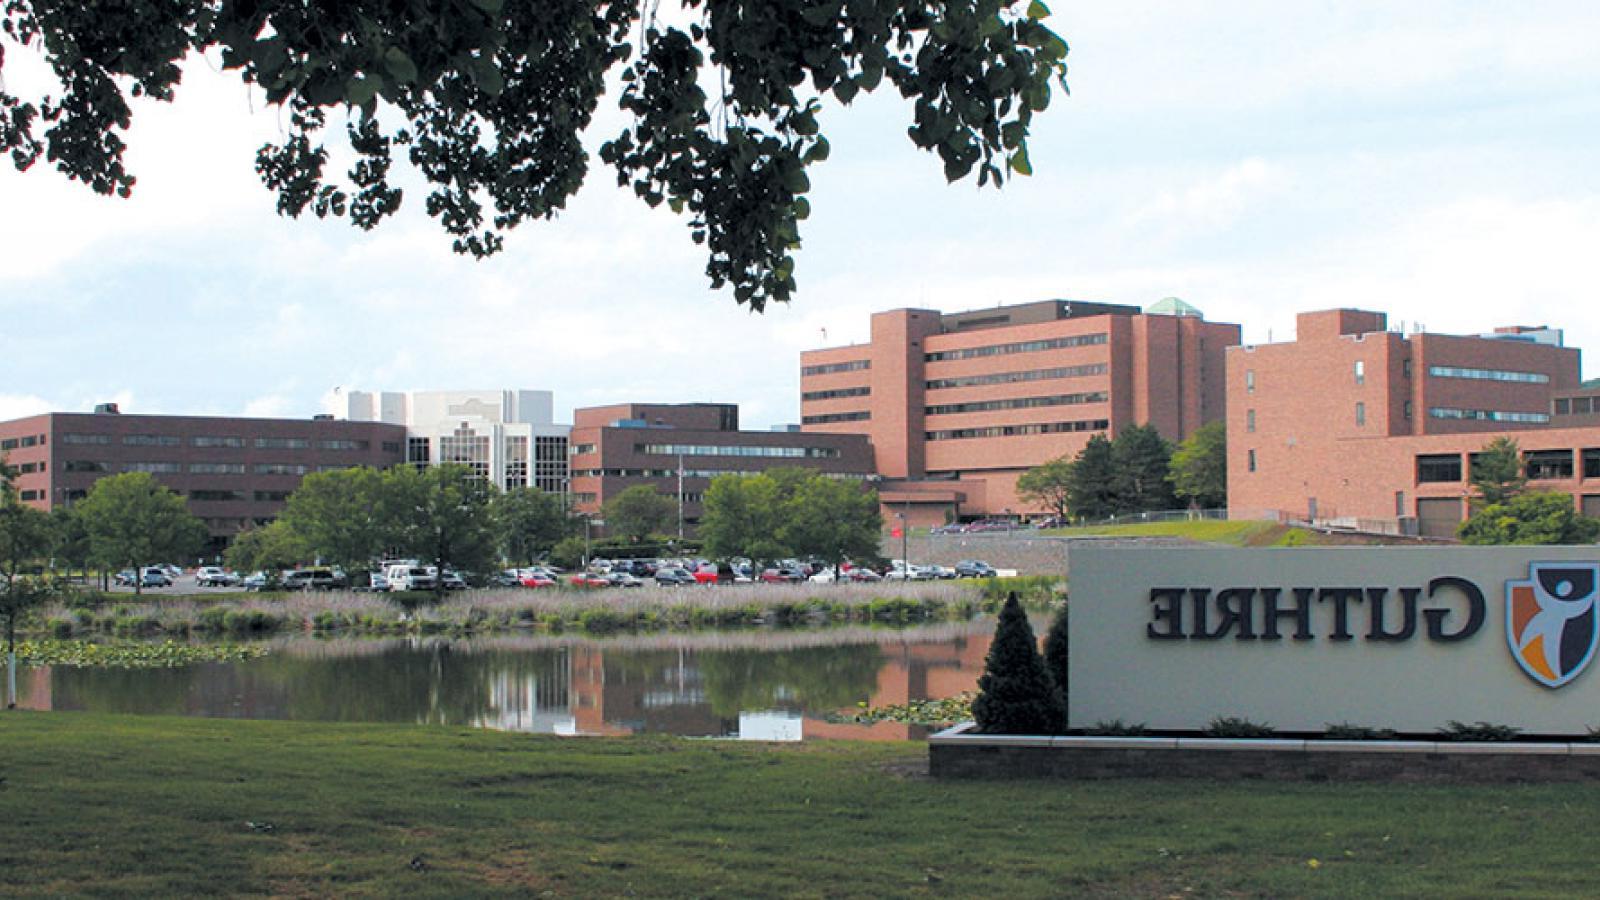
[925,333,1106,362]
[122,434,180,446]
[801,386,871,401]
[1395,491,1406,518]
[1247,449,1257,472]
[533,435,568,494]
[64,460,108,473]
[1245,370,1255,393]
[407,437,431,468]
[1428,365,1549,384]
[59,433,110,445]
[1355,402,1366,426]
[926,419,1109,441]
[255,437,310,449]
[1584,449,1600,480]
[1556,398,1572,416]
[926,391,1107,416]
[1525,450,1574,481]
[926,363,1107,390]
[189,463,245,474]
[19,489,41,501]
[1428,407,1549,424]
[801,359,870,376]
[382,441,402,454]
[1246,409,1256,433]
[1416,454,1463,483]
[317,439,369,451]
[1404,401,1413,420]
[0,438,16,451]
[192,436,246,448]
[253,490,292,502]
[254,463,308,475]
[570,443,596,455]
[802,411,871,425]
[637,443,841,459]
[189,490,245,502]
[1354,360,1365,385]
[1402,358,1412,378]
[123,462,181,473]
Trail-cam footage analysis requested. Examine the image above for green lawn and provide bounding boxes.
[4,714,1599,896]
[1040,519,1296,545]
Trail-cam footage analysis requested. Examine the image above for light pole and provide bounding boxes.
[676,453,685,541]
[583,517,592,570]
[897,509,908,575]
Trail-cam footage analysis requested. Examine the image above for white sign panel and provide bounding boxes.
[1069,546,1600,735]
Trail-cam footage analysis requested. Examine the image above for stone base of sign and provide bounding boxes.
[929,724,1600,782]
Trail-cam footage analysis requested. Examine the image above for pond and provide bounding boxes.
[12,621,999,741]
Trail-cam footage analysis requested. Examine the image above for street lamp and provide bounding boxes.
[896,508,908,575]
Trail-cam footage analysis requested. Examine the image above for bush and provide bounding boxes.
[1203,716,1275,738]
[1437,720,1523,742]
[971,594,1066,735]
[1084,720,1147,736]
[1324,723,1397,740]
[1042,604,1068,708]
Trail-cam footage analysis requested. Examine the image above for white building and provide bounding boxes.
[345,389,570,494]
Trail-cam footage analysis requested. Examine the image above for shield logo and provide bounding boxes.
[1507,562,1600,689]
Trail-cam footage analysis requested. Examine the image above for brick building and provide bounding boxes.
[0,405,405,554]
[1227,308,1598,536]
[799,298,1241,526]
[567,403,874,535]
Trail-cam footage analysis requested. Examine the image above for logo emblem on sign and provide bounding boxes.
[1507,562,1600,688]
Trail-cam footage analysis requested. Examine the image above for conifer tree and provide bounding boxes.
[972,594,1066,735]
[1043,605,1070,710]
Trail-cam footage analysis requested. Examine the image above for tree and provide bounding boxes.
[1470,436,1527,506]
[48,506,91,577]
[1,476,55,708]
[970,594,1065,735]
[1016,455,1073,520]
[1,1,1069,311]
[1111,424,1176,514]
[1457,491,1600,545]
[387,465,500,586]
[1042,604,1069,710]
[699,474,787,568]
[776,473,882,571]
[1168,421,1226,509]
[74,472,207,595]
[602,484,675,545]
[277,466,393,578]
[1066,434,1117,522]
[225,520,308,579]
[494,487,570,566]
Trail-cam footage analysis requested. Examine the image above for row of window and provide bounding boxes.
[13,461,44,474]
[802,411,871,425]
[574,467,869,481]
[56,433,380,450]
[926,391,1108,417]
[0,434,42,450]
[1555,396,1600,416]
[926,363,1107,391]
[925,332,1106,362]
[1417,449,1600,483]
[926,418,1109,441]
[67,461,340,476]
[1428,407,1549,424]
[801,359,871,376]
[636,443,843,459]
[1429,365,1549,384]
[18,489,42,501]
[802,386,871,402]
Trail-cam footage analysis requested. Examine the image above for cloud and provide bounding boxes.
[0,393,53,422]
[1123,158,1289,233]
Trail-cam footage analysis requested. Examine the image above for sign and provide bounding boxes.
[1069,546,1600,735]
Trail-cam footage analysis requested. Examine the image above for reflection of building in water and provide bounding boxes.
[803,636,991,741]
[477,646,577,735]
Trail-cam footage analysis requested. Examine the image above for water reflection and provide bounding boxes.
[17,622,994,741]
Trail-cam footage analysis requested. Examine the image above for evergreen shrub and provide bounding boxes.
[971,593,1066,735]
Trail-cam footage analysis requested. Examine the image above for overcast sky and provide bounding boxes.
[4,2,1599,428]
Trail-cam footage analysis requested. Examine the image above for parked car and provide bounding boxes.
[242,571,270,591]
[195,566,239,588]
[760,567,805,583]
[114,569,138,587]
[605,572,645,588]
[282,568,347,591]
[439,570,468,591]
[570,573,609,588]
[807,567,840,584]
[847,568,883,583]
[955,560,997,578]
[386,564,437,592]
[364,571,391,592]
[693,563,736,585]
[520,573,558,589]
[654,567,696,586]
[140,570,171,588]
[923,564,956,580]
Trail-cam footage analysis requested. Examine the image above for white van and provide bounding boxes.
[385,564,438,591]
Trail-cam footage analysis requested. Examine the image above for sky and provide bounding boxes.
[4,2,1600,428]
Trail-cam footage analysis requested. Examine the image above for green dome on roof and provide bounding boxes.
[1147,296,1203,317]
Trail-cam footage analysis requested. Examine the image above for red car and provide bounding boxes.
[759,567,804,583]
[693,563,735,585]
[520,574,557,588]
[570,573,609,588]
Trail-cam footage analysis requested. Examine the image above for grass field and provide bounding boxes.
[1040,519,1295,545]
[4,713,1600,897]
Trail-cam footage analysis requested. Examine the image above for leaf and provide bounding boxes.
[803,136,830,164]
[384,47,418,84]
[1027,0,1051,19]
[833,77,859,105]
[471,0,505,12]
[1008,147,1031,176]
[344,76,380,108]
